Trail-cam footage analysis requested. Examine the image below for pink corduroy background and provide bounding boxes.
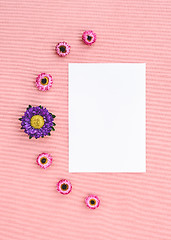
[0,0,171,239]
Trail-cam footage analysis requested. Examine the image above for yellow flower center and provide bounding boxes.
[59,46,66,53]
[90,199,96,205]
[30,115,44,129]
[41,77,49,85]
[40,157,47,164]
[87,35,92,41]
[61,183,68,191]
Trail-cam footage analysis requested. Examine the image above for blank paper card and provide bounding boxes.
[69,63,146,173]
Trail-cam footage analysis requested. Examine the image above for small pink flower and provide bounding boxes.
[55,42,70,57]
[57,179,72,195]
[37,153,52,169]
[82,30,96,45]
[85,195,100,209]
[36,73,53,91]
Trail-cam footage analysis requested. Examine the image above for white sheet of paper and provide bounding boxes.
[69,63,146,172]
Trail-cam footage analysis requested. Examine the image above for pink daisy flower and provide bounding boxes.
[37,153,52,169]
[85,195,100,209]
[55,42,70,57]
[82,30,96,45]
[57,179,72,195]
[36,73,53,91]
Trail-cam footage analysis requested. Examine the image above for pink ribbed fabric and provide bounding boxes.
[0,0,171,239]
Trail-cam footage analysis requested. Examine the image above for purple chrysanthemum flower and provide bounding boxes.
[19,105,56,139]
